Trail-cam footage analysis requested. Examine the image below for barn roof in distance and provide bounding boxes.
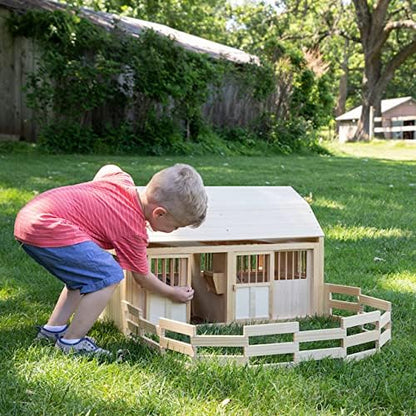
[336,96,415,121]
[0,0,259,65]
[142,186,324,245]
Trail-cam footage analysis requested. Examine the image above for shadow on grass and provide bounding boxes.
[1,152,415,414]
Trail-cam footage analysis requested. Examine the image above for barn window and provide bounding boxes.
[150,257,188,286]
[274,250,308,280]
[236,254,270,284]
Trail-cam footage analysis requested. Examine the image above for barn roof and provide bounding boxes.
[144,186,324,245]
[336,96,415,121]
[0,0,258,65]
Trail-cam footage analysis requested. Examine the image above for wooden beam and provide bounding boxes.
[328,300,361,313]
[191,335,247,347]
[244,322,299,336]
[296,347,345,362]
[359,294,391,311]
[325,283,361,296]
[245,342,298,357]
[341,311,380,329]
[294,327,345,342]
[159,317,196,337]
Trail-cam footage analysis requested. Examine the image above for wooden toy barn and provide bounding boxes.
[103,186,325,331]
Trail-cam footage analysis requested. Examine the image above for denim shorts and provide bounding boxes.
[21,241,124,294]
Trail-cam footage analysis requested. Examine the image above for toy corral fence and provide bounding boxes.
[123,283,391,367]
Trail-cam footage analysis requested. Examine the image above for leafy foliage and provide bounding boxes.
[7,3,334,155]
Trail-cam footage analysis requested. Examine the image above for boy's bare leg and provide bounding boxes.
[47,286,82,326]
[63,283,118,340]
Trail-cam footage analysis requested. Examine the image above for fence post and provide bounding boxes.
[369,106,374,139]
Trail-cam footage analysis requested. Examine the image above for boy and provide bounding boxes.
[14,163,208,355]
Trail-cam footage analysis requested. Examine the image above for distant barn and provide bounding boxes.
[336,97,416,142]
[0,0,265,142]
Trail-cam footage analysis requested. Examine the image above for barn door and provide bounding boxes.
[234,254,271,320]
[147,256,190,324]
[272,250,312,319]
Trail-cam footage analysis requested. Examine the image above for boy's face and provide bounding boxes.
[148,208,184,233]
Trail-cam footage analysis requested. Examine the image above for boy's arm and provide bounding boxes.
[132,271,194,303]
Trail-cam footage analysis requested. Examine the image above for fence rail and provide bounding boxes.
[122,283,391,367]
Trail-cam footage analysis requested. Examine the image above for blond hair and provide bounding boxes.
[145,164,208,227]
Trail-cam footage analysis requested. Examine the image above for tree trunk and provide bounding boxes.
[354,53,382,141]
[335,39,349,119]
[352,0,416,141]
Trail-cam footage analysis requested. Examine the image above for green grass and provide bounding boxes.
[1,141,416,415]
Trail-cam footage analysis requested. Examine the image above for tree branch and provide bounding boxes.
[368,19,416,60]
[377,39,416,91]
[335,29,361,44]
[385,19,416,31]
[352,0,372,42]
[373,0,390,24]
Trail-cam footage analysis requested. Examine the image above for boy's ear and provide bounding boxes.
[153,207,167,218]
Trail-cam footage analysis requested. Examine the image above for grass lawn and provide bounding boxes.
[0,140,415,415]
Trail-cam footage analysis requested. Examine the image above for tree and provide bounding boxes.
[352,0,416,141]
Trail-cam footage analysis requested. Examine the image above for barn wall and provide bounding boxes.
[0,5,269,142]
[338,122,357,142]
[380,102,416,140]
[0,7,38,141]
[384,101,416,119]
[202,81,274,129]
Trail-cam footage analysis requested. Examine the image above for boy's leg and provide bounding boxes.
[63,283,119,340]
[47,286,82,326]
[21,242,124,348]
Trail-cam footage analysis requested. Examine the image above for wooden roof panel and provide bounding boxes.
[142,186,324,244]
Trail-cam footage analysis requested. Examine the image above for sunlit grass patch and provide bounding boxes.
[326,224,412,241]
[379,271,416,294]
[313,197,346,210]
[1,147,415,415]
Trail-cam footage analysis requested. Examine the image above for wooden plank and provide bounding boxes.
[325,283,361,296]
[122,300,142,318]
[245,342,298,357]
[191,335,247,347]
[142,185,325,244]
[341,311,380,329]
[374,125,416,133]
[345,348,377,362]
[343,330,379,348]
[273,279,310,319]
[313,238,324,315]
[294,327,345,342]
[244,322,299,336]
[250,361,295,368]
[328,300,360,313]
[235,287,250,320]
[226,252,236,323]
[0,134,19,141]
[234,282,270,288]
[160,337,195,357]
[159,317,196,337]
[380,311,391,329]
[196,355,248,365]
[252,285,269,318]
[359,295,391,311]
[126,319,139,335]
[379,328,391,348]
[101,276,126,333]
[147,242,320,256]
[296,347,345,362]
[141,336,162,351]
[138,317,159,335]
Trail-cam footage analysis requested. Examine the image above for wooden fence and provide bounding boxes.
[122,283,391,367]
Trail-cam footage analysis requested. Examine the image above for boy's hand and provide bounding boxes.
[170,286,194,303]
